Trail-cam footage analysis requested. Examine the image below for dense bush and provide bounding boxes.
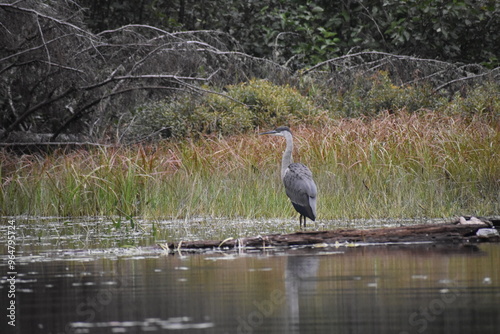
[443,82,500,117]
[124,80,322,140]
[322,72,500,120]
[326,71,443,117]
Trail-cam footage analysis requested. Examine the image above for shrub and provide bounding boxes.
[325,71,445,117]
[204,79,320,129]
[127,79,321,140]
[442,82,500,117]
[123,95,197,141]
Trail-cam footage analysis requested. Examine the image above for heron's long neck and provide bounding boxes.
[281,132,294,180]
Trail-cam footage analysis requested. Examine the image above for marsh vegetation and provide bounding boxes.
[1,1,499,225]
[2,107,499,221]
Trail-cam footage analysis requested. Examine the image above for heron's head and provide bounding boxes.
[260,126,292,137]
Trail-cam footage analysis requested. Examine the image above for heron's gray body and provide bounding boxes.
[260,126,317,228]
[284,162,317,223]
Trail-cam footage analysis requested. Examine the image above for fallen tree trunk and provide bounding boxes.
[164,219,499,252]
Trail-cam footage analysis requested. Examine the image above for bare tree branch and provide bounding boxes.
[35,13,51,72]
[303,51,453,75]
[79,73,220,91]
[1,85,76,139]
[0,141,112,147]
[0,33,76,65]
[0,2,94,37]
[435,66,500,92]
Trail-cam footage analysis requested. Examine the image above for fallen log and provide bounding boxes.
[163,218,499,252]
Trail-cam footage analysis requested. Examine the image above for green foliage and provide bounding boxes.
[382,0,500,67]
[125,95,198,140]
[443,82,500,116]
[126,80,321,139]
[203,79,320,129]
[80,0,500,67]
[326,71,445,117]
[269,2,343,67]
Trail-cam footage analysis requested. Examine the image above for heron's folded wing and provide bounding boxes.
[283,163,317,207]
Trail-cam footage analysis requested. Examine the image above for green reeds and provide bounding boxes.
[1,111,499,220]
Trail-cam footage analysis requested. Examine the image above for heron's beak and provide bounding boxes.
[260,130,279,136]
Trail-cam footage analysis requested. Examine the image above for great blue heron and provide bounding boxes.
[260,126,317,228]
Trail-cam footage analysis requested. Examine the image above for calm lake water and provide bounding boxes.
[1,218,499,333]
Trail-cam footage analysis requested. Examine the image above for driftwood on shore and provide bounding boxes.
[164,218,499,252]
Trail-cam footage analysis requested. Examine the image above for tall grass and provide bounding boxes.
[1,111,499,221]
[304,112,500,218]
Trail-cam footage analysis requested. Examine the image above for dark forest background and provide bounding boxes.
[1,0,499,143]
[80,0,500,67]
